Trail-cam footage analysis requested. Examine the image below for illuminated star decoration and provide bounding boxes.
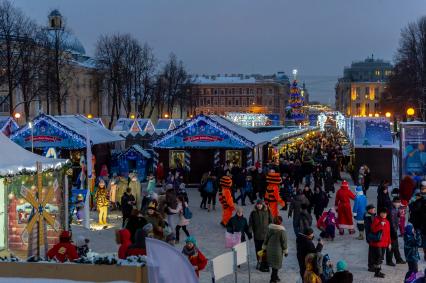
[21,162,57,250]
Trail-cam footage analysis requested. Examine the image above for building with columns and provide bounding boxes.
[335,56,393,116]
[0,10,99,123]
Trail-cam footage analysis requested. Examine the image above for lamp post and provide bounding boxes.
[28,121,34,153]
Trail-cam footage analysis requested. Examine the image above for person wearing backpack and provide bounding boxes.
[176,195,190,243]
[204,174,216,212]
[369,207,391,278]
[364,204,376,272]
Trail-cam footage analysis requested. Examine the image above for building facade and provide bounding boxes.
[0,10,99,122]
[335,56,393,116]
[190,73,289,123]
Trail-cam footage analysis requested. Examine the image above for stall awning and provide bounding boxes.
[0,133,68,176]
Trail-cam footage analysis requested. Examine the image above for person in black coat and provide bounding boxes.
[303,186,314,215]
[121,188,136,227]
[254,168,267,199]
[313,186,329,221]
[226,207,252,242]
[125,210,148,243]
[377,181,392,212]
[296,227,323,279]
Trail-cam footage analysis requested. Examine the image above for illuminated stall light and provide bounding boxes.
[225,112,269,127]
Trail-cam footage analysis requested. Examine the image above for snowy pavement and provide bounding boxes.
[72,180,425,283]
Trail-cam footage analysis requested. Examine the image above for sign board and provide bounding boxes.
[353,117,392,147]
[233,241,248,266]
[211,251,235,281]
[400,122,426,177]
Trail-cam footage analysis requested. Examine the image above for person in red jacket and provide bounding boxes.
[335,180,356,235]
[156,162,165,185]
[47,231,79,262]
[369,207,391,278]
[264,172,285,218]
[116,228,132,259]
[182,236,207,277]
[219,176,235,226]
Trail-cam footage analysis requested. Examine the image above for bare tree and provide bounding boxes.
[0,0,33,115]
[161,53,190,118]
[386,16,426,120]
[17,25,46,121]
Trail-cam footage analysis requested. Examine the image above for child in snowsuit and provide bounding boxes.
[353,186,367,240]
[182,236,208,277]
[75,194,84,224]
[404,223,423,281]
[317,208,337,240]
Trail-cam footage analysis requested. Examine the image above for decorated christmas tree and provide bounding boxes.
[286,70,305,122]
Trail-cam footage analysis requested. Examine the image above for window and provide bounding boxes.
[214,89,218,95]
[83,99,86,113]
[375,70,381,76]
[221,89,224,95]
[250,89,254,94]
[235,99,239,106]
[356,87,361,99]
[239,88,242,94]
[365,87,369,94]
[269,100,272,106]
[269,88,273,94]
[207,99,210,105]
[232,88,235,95]
[229,99,232,106]
[0,96,8,113]
[246,88,249,95]
[365,103,370,115]
[374,88,379,98]
[76,99,80,113]
[374,103,379,110]
[257,88,262,94]
[225,89,228,95]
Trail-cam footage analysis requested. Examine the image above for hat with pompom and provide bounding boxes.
[336,260,348,272]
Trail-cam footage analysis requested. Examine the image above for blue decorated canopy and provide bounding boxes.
[152,115,256,149]
[11,114,123,150]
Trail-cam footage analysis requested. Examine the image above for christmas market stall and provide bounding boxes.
[153,114,278,183]
[0,133,68,255]
[352,117,394,184]
[10,114,124,183]
[111,144,152,180]
[0,116,18,137]
[155,119,176,135]
[113,118,156,149]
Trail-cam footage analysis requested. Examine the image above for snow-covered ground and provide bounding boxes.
[71,178,425,283]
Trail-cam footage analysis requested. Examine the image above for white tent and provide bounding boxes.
[0,133,68,176]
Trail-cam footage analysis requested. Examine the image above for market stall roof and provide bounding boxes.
[155,119,176,134]
[117,144,151,159]
[112,118,141,133]
[11,114,124,149]
[137,119,156,135]
[0,133,68,176]
[0,116,18,136]
[90,118,105,128]
[153,114,257,149]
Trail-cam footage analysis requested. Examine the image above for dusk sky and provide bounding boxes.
[13,0,426,103]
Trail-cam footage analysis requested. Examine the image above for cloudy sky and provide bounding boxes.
[12,0,426,103]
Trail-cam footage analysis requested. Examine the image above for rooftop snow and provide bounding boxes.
[53,115,123,145]
[192,76,257,85]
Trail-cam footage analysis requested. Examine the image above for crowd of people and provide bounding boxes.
[50,129,426,283]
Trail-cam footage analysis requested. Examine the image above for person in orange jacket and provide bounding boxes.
[265,172,285,218]
[219,175,235,226]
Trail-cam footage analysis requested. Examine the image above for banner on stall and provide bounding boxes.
[353,117,392,147]
[401,122,426,177]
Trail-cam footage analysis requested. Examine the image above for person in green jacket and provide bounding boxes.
[249,199,273,270]
[263,216,288,283]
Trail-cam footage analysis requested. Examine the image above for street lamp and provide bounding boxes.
[406,108,415,116]
[130,114,136,119]
[87,114,93,119]
[28,122,34,153]
[164,114,169,118]
[385,112,391,118]
[374,113,379,117]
